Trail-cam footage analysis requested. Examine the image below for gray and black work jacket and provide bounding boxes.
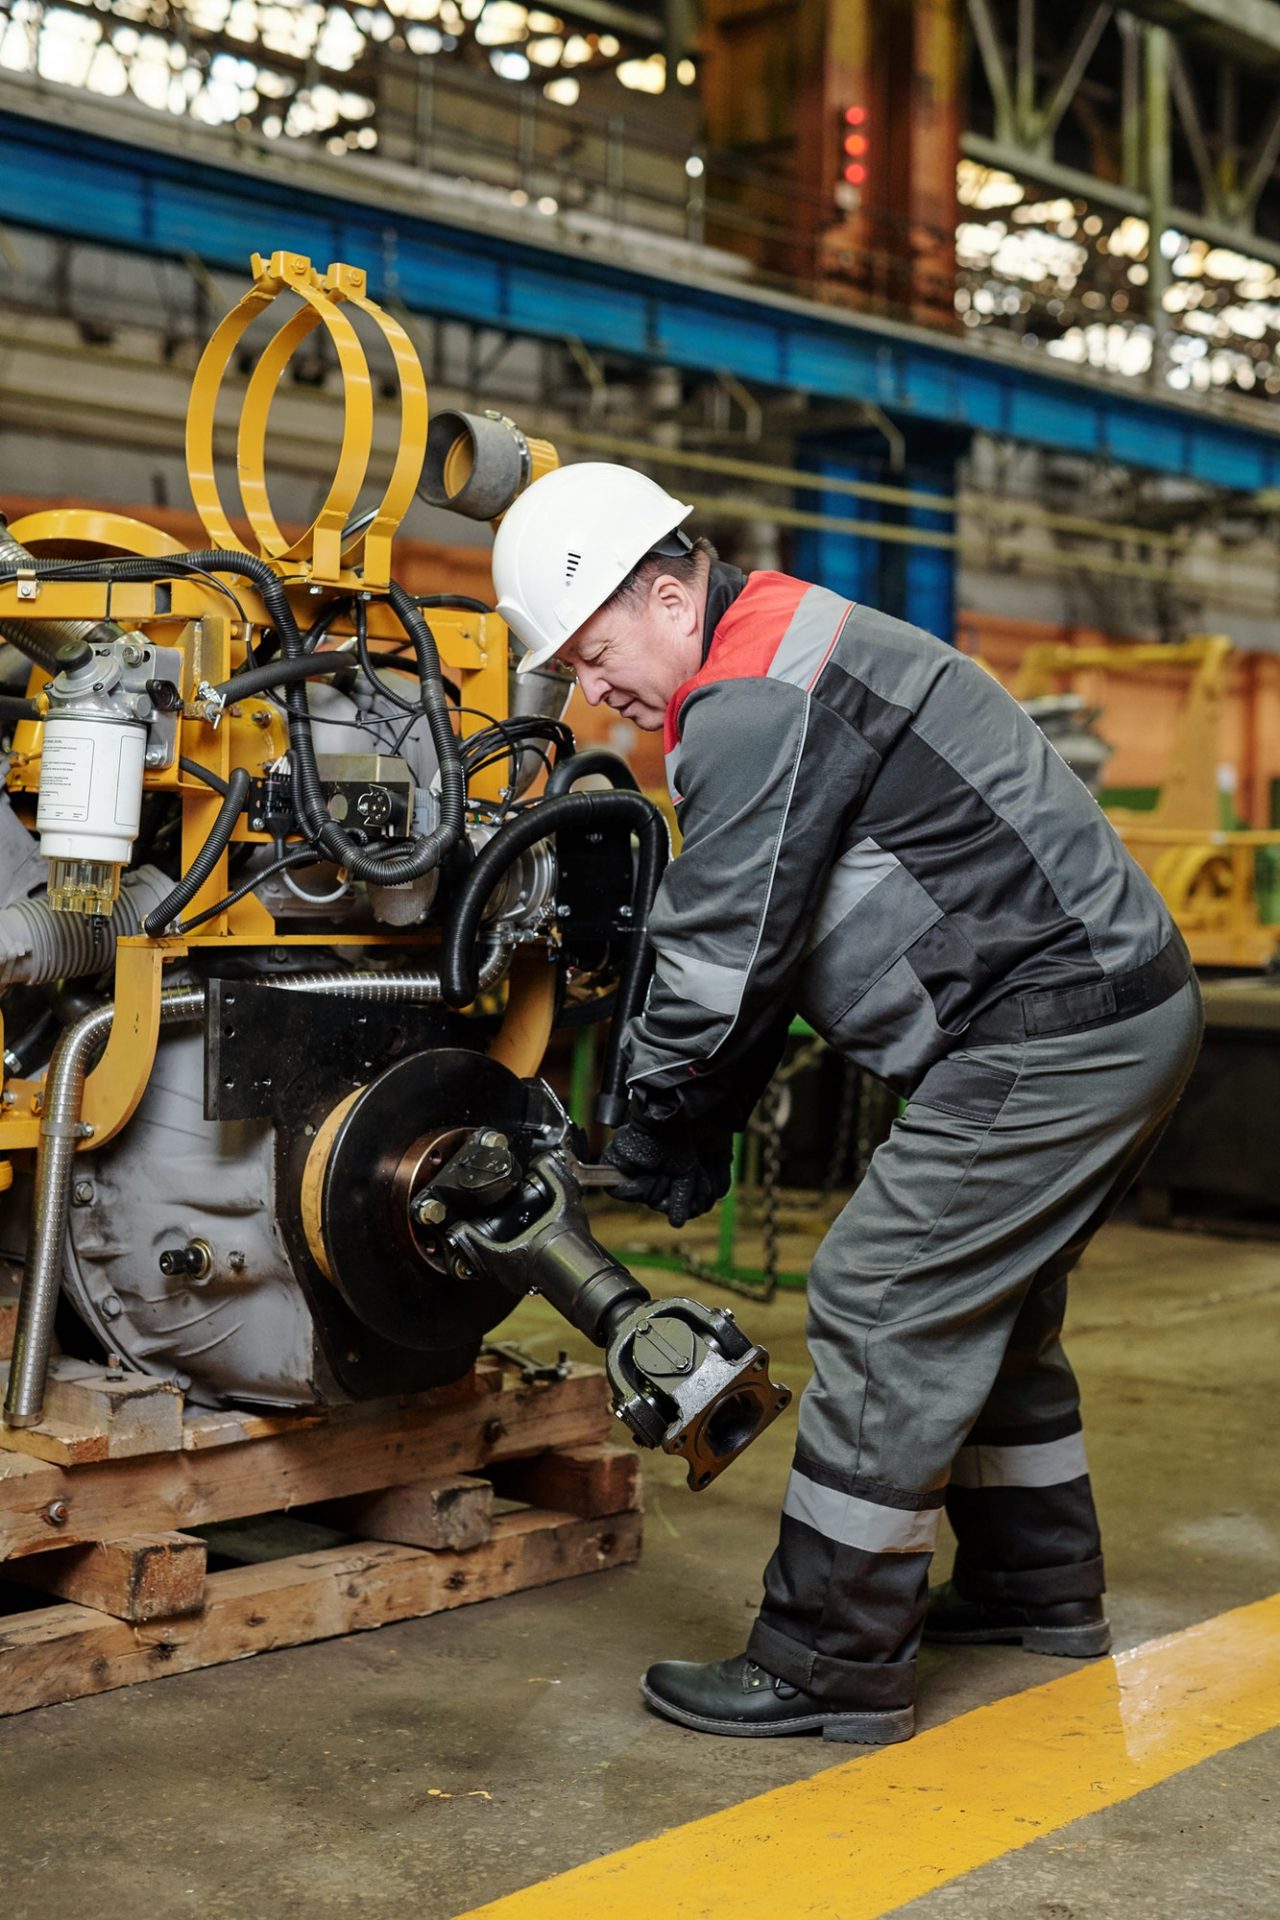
[625,568,1185,1126]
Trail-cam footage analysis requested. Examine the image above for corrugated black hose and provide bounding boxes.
[439,788,669,1126]
[142,766,251,935]
[544,748,640,796]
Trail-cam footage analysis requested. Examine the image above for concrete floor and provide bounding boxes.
[0,1213,1277,1919]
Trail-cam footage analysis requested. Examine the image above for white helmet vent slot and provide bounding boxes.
[564,550,581,585]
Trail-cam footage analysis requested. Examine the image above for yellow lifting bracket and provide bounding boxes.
[186,249,429,588]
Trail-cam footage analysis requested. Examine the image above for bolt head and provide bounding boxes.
[72,1180,94,1206]
[102,1294,122,1320]
[44,1499,69,1526]
[413,1194,447,1226]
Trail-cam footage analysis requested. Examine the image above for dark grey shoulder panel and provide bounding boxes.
[822,618,1173,972]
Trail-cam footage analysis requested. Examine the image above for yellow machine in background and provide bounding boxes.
[0,249,788,1487]
[1015,636,1280,971]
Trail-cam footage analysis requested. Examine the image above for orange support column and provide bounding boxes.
[701,0,960,326]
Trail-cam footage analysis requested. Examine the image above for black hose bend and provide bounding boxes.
[439,790,669,1124]
[212,651,356,701]
[544,748,640,796]
[143,766,251,935]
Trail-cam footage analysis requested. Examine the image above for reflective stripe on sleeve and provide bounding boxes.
[653,949,745,1018]
[767,586,851,691]
[803,836,900,954]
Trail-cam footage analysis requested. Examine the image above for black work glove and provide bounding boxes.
[603,1112,733,1229]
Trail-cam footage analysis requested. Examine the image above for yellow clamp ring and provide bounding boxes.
[236,262,428,588]
[186,250,374,581]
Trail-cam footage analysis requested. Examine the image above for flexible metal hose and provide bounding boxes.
[0,521,122,675]
[265,938,513,999]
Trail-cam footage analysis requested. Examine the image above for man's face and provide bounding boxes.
[557,569,705,731]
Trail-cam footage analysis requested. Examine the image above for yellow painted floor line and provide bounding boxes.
[456,1591,1280,1920]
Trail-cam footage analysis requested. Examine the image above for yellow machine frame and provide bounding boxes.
[0,250,557,1172]
[1014,635,1280,970]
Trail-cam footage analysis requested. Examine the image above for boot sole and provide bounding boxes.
[924,1619,1112,1657]
[639,1681,914,1744]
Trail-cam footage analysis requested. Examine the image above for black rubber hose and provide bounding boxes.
[142,766,251,936]
[439,790,669,1124]
[0,693,41,723]
[544,748,641,796]
[0,551,465,885]
[179,756,230,796]
[210,651,356,701]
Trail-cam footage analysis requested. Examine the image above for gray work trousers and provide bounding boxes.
[748,977,1204,1708]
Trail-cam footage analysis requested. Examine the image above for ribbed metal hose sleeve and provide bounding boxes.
[439,791,669,1122]
[142,766,251,936]
[0,865,172,988]
[3,983,207,1429]
[0,522,124,674]
[544,749,641,796]
[264,937,513,1000]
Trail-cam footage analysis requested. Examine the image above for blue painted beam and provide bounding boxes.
[7,106,1280,492]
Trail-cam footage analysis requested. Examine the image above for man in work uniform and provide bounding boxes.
[492,462,1203,1746]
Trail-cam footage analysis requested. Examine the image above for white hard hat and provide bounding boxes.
[493,462,694,674]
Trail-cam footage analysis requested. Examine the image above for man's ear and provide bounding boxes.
[651,572,700,633]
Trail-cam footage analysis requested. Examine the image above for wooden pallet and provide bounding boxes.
[0,1346,642,1718]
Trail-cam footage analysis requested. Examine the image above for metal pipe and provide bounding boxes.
[3,983,207,1428]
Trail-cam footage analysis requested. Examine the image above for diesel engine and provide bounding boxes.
[0,248,788,1491]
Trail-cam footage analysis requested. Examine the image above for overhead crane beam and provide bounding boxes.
[3,88,1280,495]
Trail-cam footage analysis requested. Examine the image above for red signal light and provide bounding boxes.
[843,163,867,185]
[844,104,866,126]
[844,133,867,156]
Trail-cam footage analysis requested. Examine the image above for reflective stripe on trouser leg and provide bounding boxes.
[748,1458,941,1710]
[748,981,1202,1705]
[946,1256,1104,1606]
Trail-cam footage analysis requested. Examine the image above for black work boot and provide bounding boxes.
[640,1654,914,1743]
[923,1579,1111,1657]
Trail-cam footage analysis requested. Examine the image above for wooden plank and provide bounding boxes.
[0,1366,612,1561]
[41,1363,184,1457]
[313,1474,494,1550]
[182,1408,325,1453]
[0,1420,112,1469]
[180,1356,503,1452]
[0,1358,183,1464]
[0,1507,643,1717]
[490,1445,643,1520]
[6,1532,207,1622]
